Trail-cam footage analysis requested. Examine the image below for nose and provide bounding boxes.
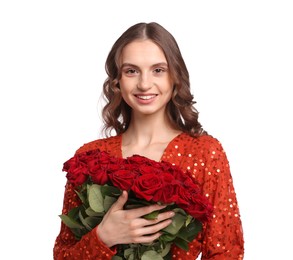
[137,72,152,91]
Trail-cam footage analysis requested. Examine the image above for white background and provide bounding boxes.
[1,1,292,259]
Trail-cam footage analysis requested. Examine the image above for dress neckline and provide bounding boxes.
[116,132,184,162]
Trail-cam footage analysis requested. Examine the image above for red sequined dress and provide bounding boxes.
[54,133,244,259]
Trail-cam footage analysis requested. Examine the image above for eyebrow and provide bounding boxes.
[121,62,168,70]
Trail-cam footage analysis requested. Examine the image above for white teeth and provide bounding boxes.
[136,95,156,100]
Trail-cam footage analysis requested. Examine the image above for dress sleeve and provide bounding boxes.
[200,139,244,259]
[53,182,116,259]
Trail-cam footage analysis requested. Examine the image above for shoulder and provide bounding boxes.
[181,133,226,159]
[75,135,121,155]
[180,132,223,148]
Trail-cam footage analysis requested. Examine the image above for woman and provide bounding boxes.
[54,22,244,259]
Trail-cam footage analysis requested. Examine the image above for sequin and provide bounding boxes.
[54,133,244,259]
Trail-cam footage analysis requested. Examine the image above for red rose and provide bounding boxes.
[107,158,127,172]
[63,156,89,186]
[62,151,213,223]
[87,160,109,185]
[186,194,213,221]
[146,160,164,169]
[87,152,117,185]
[169,166,189,183]
[138,165,162,175]
[131,173,163,201]
[97,151,113,163]
[159,161,179,173]
[108,169,137,191]
[88,151,127,185]
[174,185,191,206]
[152,173,179,204]
[126,155,151,165]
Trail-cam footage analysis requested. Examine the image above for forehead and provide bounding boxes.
[120,40,167,65]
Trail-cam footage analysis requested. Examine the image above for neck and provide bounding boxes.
[123,112,180,146]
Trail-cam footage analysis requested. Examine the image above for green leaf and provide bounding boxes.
[101,184,121,197]
[141,250,164,260]
[70,228,87,240]
[173,207,187,215]
[104,195,117,211]
[85,207,105,217]
[185,214,193,226]
[174,237,189,251]
[78,210,93,230]
[160,233,177,242]
[143,210,159,220]
[178,220,202,242]
[59,214,83,229]
[124,247,134,259]
[67,207,80,220]
[112,256,123,260]
[75,189,87,205]
[127,254,134,260]
[176,227,190,242]
[162,212,186,235]
[85,216,100,230]
[160,242,171,257]
[88,184,104,212]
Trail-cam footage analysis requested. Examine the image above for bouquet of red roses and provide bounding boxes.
[60,149,213,260]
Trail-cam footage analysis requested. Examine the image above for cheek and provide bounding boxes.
[161,78,173,94]
[119,78,134,92]
[120,91,130,105]
[163,84,174,100]
[119,82,129,97]
[119,86,133,107]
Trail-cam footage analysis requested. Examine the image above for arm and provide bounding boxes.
[53,183,174,259]
[200,140,244,259]
[53,182,116,260]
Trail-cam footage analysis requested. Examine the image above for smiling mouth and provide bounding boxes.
[134,94,158,100]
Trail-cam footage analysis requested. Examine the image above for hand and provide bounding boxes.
[96,191,175,248]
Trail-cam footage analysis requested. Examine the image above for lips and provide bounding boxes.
[134,94,158,100]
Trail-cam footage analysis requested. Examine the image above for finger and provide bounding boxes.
[129,203,167,218]
[143,211,175,226]
[110,190,128,211]
[143,218,173,235]
[132,231,162,244]
[134,218,173,240]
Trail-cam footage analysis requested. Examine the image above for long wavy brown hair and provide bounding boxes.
[102,22,206,137]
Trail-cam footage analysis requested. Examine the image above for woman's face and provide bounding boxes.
[119,39,173,118]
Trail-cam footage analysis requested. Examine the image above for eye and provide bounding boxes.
[125,68,138,75]
[153,67,168,75]
[154,68,164,73]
